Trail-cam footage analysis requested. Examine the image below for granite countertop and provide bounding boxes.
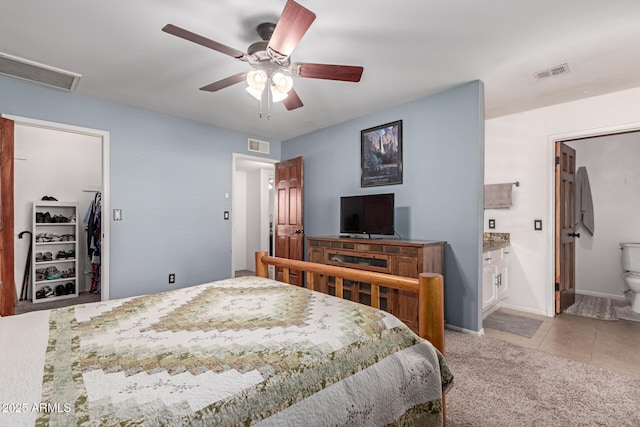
[483,232,510,252]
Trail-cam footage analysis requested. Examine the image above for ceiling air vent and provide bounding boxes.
[0,52,81,91]
[534,63,570,80]
[248,138,270,154]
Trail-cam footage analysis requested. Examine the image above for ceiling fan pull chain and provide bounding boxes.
[267,76,272,120]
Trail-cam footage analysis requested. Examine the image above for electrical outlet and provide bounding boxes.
[488,219,496,229]
[168,273,175,284]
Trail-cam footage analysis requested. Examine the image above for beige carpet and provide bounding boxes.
[444,330,640,426]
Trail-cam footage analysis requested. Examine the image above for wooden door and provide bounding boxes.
[274,156,304,286]
[0,118,15,316]
[555,141,576,313]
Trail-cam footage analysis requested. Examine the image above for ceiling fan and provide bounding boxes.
[162,0,364,114]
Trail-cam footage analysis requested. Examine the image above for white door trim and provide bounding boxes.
[231,153,277,278]
[546,121,640,316]
[2,114,111,301]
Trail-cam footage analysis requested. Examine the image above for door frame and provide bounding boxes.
[546,120,640,316]
[231,153,277,277]
[2,114,111,301]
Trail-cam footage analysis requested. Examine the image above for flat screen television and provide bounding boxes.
[340,193,395,236]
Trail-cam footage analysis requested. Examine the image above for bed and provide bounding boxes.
[0,252,452,426]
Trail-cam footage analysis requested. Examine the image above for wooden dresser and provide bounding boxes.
[307,236,446,333]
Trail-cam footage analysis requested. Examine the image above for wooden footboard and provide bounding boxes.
[255,251,445,355]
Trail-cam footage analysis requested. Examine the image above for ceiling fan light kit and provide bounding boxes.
[246,70,267,101]
[271,72,293,101]
[162,0,364,118]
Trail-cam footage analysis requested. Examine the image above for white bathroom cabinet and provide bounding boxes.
[482,246,510,316]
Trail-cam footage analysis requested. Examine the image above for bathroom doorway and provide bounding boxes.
[551,125,640,314]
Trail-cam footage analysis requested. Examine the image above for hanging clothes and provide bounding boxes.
[575,166,595,236]
[84,192,102,294]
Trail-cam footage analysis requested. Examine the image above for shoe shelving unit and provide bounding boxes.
[32,201,79,303]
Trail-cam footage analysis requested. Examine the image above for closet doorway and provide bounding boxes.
[231,153,276,277]
[5,115,110,311]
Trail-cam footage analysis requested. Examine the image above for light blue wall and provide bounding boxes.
[0,76,281,299]
[282,81,485,332]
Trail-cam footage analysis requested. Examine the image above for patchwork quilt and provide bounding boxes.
[0,276,452,426]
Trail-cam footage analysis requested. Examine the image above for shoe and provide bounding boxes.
[43,285,54,297]
[36,233,53,242]
[35,212,45,223]
[43,212,53,223]
[45,266,60,280]
[64,282,75,295]
[35,252,44,262]
[36,289,46,299]
[65,250,75,259]
[55,284,65,296]
[55,251,67,259]
[43,252,53,261]
[52,215,69,223]
[41,196,58,201]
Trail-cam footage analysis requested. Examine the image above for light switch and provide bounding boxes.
[534,219,542,230]
[224,211,230,220]
[488,219,495,229]
[113,209,122,221]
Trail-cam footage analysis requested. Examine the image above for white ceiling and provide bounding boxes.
[2,1,640,141]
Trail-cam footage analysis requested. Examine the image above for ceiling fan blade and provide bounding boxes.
[291,63,364,82]
[199,72,247,92]
[162,24,247,60]
[283,88,303,111]
[267,0,316,62]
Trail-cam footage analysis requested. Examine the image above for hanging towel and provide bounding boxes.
[575,166,595,236]
[484,183,513,209]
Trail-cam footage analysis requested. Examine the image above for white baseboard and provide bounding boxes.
[445,323,484,336]
[501,302,550,317]
[576,289,626,301]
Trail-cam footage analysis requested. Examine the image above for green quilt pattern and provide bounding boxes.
[36,277,451,426]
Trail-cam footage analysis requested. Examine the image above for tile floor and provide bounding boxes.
[484,307,640,379]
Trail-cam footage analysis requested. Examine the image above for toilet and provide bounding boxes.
[621,242,640,313]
